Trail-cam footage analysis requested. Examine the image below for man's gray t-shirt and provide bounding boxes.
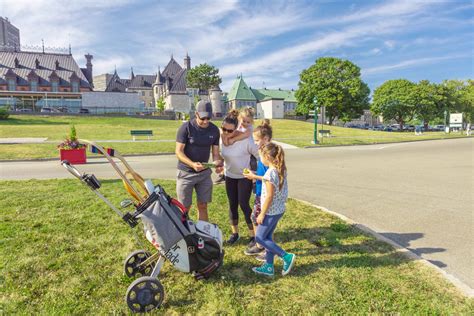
[176,119,220,173]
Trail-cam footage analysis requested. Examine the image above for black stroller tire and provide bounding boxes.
[126,276,164,313]
[124,250,155,278]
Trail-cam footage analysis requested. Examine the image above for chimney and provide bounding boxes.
[85,53,93,86]
[184,53,191,70]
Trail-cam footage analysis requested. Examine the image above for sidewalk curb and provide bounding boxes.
[303,136,473,148]
[0,152,175,163]
[291,197,474,298]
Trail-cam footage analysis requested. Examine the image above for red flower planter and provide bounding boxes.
[59,148,87,164]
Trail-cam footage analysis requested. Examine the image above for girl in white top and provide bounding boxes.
[223,106,254,145]
[252,142,295,277]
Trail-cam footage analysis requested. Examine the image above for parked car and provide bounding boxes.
[79,108,90,114]
[371,125,384,131]
[16,108,32,112]
[404,125,415,132]
[383,126,393,132]
[41,107,54,113]
[57,107,68,113]
[390,124,401,131]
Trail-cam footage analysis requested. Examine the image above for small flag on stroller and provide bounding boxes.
[90,145,115,157]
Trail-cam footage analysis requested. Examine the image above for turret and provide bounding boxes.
[184,53,191,70]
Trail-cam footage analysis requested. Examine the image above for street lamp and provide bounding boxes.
[444,109,448,133]
[313,96,318,144]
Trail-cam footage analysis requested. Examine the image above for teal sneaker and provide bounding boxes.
[252,263,274,277]
[282,253,296,276]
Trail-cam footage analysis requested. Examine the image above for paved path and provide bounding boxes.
[0,138,472,293]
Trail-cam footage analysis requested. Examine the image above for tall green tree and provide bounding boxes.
[371,79,417,130]
[441,79,474,123]
[295,57,370,125]
[413,80,439,128]
[186,63,222,94]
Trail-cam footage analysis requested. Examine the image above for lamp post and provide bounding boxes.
[313,96,318,144]
[444,109,448,133]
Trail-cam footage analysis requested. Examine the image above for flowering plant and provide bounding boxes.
[57,125,86,150]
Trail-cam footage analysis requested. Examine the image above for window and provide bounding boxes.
[142,91,145,96]
[51,81,59,92]
[72,81,79,92]
[7,79,16,91]
[30,81,38,92]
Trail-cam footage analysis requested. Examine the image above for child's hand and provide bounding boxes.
[257,213,265,225]
[243,168,255,180]
[228,138,235,145]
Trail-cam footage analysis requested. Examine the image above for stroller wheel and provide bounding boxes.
[126,276,164,313]
[124,250,155,278]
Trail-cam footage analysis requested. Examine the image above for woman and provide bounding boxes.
[220,109,259,245]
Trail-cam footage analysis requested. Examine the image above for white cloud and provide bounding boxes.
[363,55,470,75]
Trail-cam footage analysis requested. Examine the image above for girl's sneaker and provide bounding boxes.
[244,245,264,256]
[226,233,240,245]
[256,251,266,262]
[252,263,274,277]
[282,253,296,276]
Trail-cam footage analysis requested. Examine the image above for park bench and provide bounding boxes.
[130,130,153,141]
[319,129,331,137]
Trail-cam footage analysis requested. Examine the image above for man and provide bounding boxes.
[175,100,223,221]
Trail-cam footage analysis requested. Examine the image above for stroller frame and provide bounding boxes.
[61,140,223,313]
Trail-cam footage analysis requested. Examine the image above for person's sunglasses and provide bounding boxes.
[222,127,234,133]
[197,114,211,121]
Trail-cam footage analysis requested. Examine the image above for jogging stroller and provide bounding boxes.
[61,140,224,313]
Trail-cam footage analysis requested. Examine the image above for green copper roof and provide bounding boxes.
[227,76,257,101]
[251,88,297,102]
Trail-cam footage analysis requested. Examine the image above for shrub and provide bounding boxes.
[0,108,9,120]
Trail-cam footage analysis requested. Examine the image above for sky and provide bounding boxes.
[1,0,473,92]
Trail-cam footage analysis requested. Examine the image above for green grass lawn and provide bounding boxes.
[1,179,472,314]
[0,115,469,160]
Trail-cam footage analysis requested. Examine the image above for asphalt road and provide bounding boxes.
[1,138,472,292]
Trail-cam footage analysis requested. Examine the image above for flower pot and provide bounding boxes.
[59,148,87,164]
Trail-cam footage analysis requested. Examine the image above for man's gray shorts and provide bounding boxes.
[176,168,213,208]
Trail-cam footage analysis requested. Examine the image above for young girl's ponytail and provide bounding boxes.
[261,142,286,190]
[274,145,286,190]
[254,119,273,140]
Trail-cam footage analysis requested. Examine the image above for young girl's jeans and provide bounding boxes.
[255,213,285,264]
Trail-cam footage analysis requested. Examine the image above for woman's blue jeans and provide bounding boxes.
[255,213,285,264]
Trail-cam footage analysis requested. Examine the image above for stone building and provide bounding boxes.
[0,49,93,110]
[153,54,223,116]
[0,17,20,49]
[93,68,155,108]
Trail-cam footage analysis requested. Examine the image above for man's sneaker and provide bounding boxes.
[226,233,240,245]
[256,251,266,262]
[214,174,225,185]
[247,237,256,247]
[252,263,274,277]
[244,245,265,256]
[282,253,296,276]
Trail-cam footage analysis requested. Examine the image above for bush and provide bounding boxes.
[0,108,9,120]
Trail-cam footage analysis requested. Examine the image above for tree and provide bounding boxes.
[186,63,222,94]
[371,79,417,130]
[413,80,439,129]
[156,97,165,113]
[295,57,370,125]
[441,79,474,123]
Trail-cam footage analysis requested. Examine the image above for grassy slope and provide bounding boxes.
[0,179,472,314]
[0,115,468,159]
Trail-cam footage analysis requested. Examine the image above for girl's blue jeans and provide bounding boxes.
[255,213,285,264]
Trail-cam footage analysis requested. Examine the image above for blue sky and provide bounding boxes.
[2,0,473,92]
